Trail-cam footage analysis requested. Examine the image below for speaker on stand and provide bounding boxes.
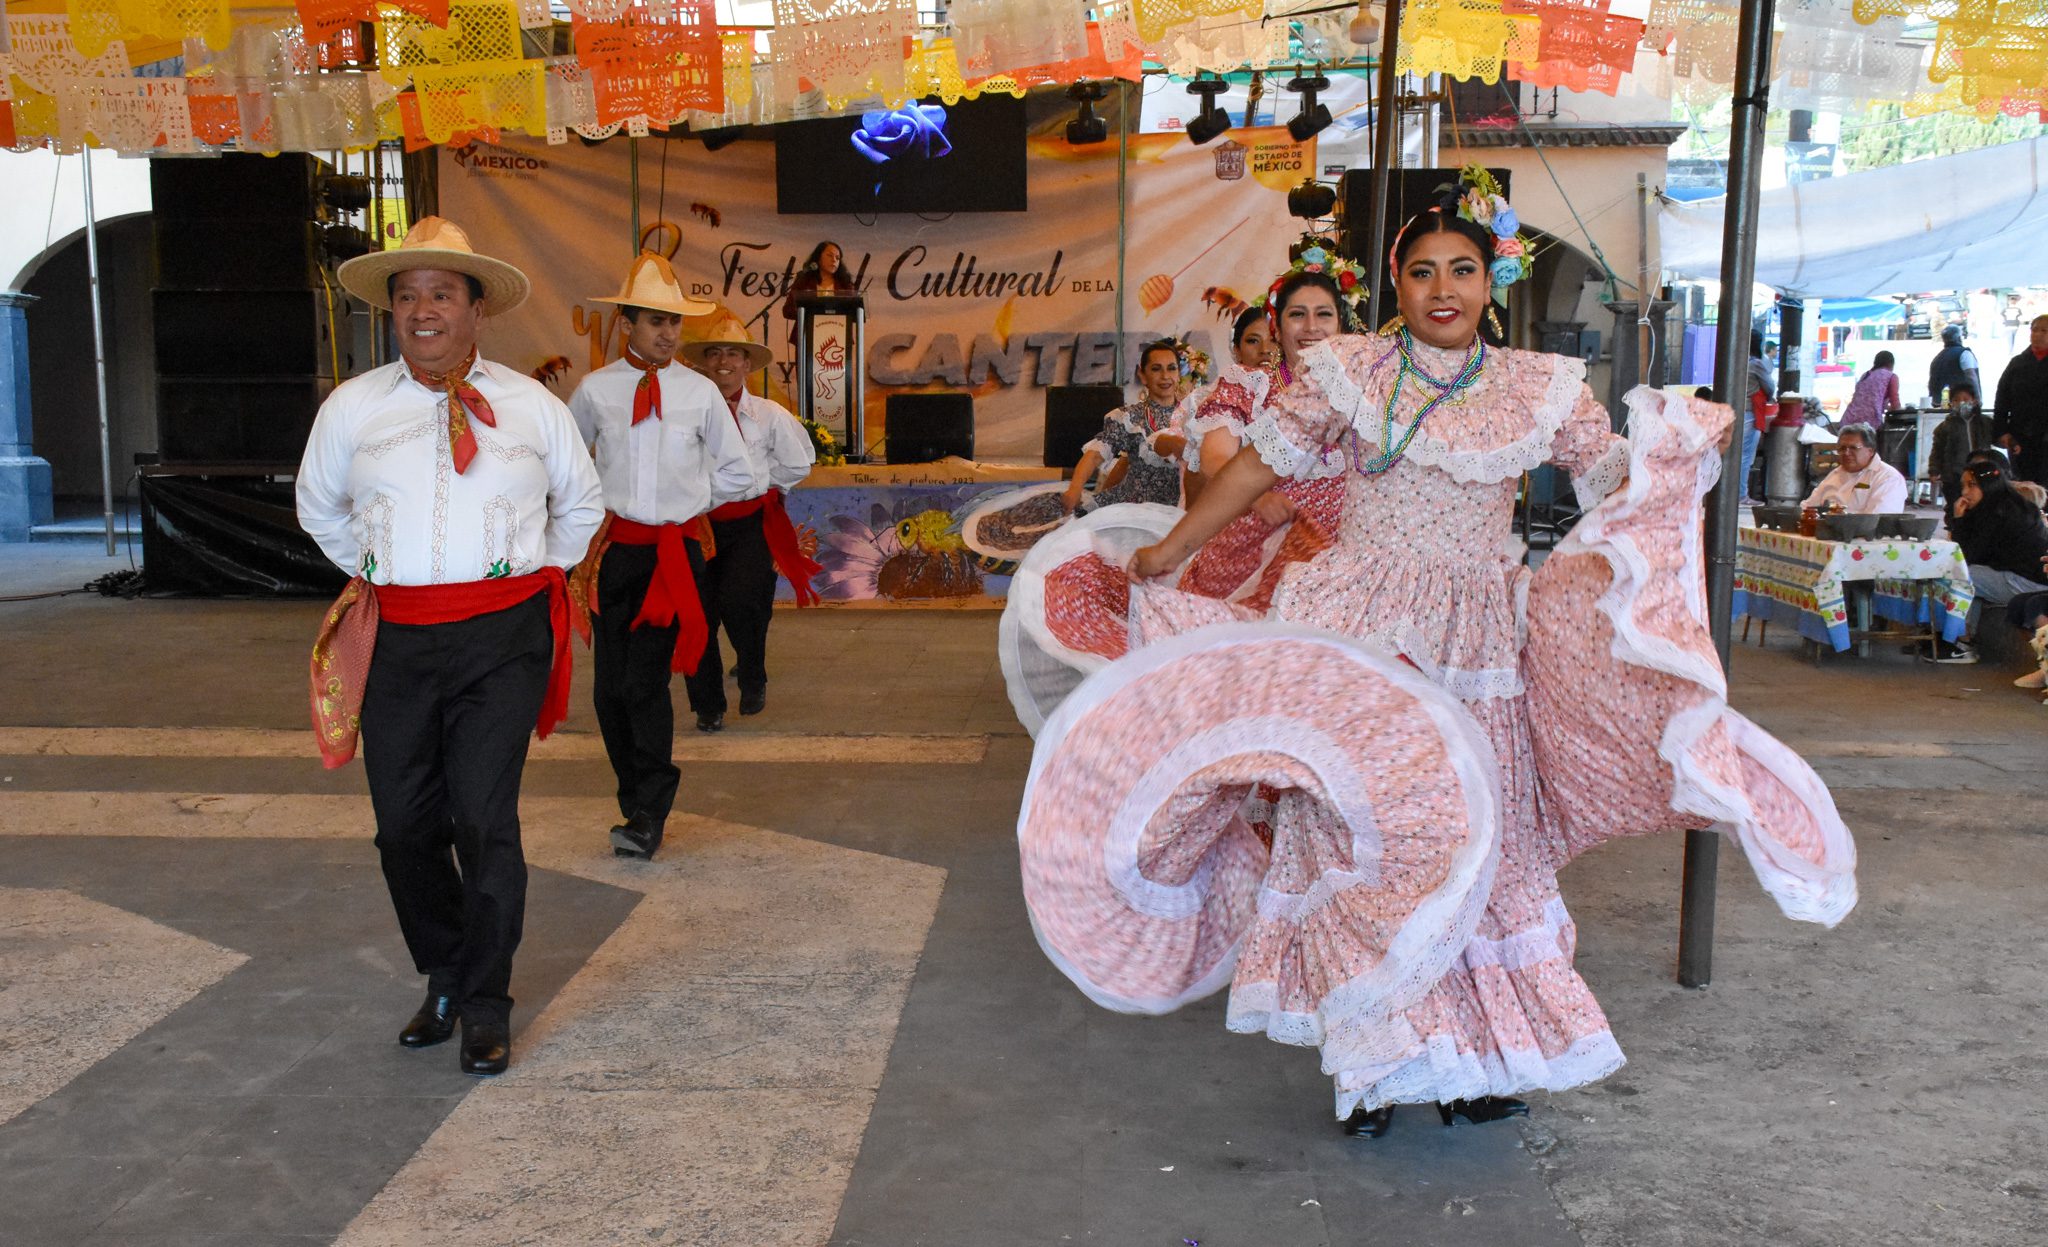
[884,392,976,463]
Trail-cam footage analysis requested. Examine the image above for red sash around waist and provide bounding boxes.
[308,568,572,771]
[603,514,710,674]
[706,490,824,606]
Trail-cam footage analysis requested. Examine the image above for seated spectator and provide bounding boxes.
[2005,553,2048,693]
[1935,452,2048,664]
[1802,424,1908,514]
[1931,383,1995,516]
[1839,350,1902,433]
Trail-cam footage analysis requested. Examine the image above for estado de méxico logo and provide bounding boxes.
[451,145,548,177]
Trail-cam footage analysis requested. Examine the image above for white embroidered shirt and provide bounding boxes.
[296,357,604,585]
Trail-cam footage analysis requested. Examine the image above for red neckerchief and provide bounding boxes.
[2033,346,2048,362]
[405,349,494,474]
[622,346,664,425]
[723,390,746,430]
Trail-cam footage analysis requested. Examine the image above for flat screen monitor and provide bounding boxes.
[775,94,1028,215]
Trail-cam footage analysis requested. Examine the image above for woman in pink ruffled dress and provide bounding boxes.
[1014,173,1857,1139]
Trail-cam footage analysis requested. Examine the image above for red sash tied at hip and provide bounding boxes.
[308,568,573,770]
[706,490,825,607]
[604,514,711,674]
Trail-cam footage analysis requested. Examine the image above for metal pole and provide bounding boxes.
[1422,72,1441,168]
[81,153,117,557]
[628,136,642,256]
[1115,80,1129,382]
[1364,6,1403,331]
[1637,172,1652,387]
[1684,0,1778,990]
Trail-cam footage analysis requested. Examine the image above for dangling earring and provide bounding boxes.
[1484,305,1504,340]
[1378,314,1406,336]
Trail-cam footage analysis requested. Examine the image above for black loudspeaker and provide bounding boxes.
[155,220,325,290]
[151,153,323,221]
[885,392,975,463]
[1338,167,1512,268]
[1044,384,1125,468]
[156,377,332,464]
[154,290,341,378]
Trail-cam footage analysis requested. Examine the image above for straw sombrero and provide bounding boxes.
[680,317,772,371]
[589,252,715,318]
[336,216,530,314]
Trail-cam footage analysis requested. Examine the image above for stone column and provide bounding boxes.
[0,291,53,541]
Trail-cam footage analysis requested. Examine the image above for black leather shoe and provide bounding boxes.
[610,812,663,860]
[459,1018,511,1076]
[696,712,724,733]
[1343,1105,1395,1138]
[398,993,457,1048]
[1437,1097,1529,1126]
[738,688,766,716]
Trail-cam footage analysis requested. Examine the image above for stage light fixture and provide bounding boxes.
[1285,72,1333,143]
[1184,74,1231,146]
[698,125,745,151]
[1066,81,1109,146]
[320,223,374,266]
[1287,178,1337,220]
[317,173,373,213]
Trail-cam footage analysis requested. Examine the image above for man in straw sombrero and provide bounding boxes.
[679,319,823,727]
[297,216,603,1078]
[566,253,752,862]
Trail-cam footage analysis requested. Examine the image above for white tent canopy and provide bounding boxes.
[1660,137,2048,298]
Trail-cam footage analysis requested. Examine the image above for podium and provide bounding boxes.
[794,293,866,462]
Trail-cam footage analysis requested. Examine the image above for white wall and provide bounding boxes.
[0,148,153,292]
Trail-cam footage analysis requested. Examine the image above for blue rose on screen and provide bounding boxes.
[851,104,953,165]
[1489,257,1522,288]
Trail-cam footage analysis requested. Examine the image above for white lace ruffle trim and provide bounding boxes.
[1329,1030,1627,1118]
[1297,339,1589,486]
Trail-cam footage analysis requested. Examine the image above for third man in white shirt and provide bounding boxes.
[1802,424,1909,514]
[683,322,821,722]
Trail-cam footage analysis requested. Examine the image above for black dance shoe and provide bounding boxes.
[1437,1097,1529,1126]
[696,712,724,733]
[1342,1105,1395,1138]
[459,1018,511,1076]
[398,993,457,1048]
[738,688,766,716]
[610,813,663,860]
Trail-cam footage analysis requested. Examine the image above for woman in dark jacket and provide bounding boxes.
[1939,452,2048,663]
[781,240,854,346]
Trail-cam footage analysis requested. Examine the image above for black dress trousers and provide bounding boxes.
[694,509,779,710]
[592,538,707,823]
[360,593,551,1026]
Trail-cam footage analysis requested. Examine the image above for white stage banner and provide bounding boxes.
[436,115,1309,458]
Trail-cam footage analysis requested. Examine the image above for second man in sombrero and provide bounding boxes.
[569,253,754,862]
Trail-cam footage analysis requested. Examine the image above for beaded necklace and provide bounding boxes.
[1348,328,1486,476]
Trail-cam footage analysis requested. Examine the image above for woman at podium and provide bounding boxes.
[782,241,855,346]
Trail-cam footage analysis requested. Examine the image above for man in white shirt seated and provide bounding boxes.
[568,255,754,860]
[1802,424,1908,514]
[682,322,823,723]
[298,218,604,1078]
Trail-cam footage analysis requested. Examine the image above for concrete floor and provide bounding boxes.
[0,543,2041,1246]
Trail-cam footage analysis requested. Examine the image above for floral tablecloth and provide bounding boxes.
[1732,526,1973,651]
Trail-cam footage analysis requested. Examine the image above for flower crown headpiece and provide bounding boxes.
[1388,164,1534,305]
[1253,241,1367,331]
[1161,336,1212,387]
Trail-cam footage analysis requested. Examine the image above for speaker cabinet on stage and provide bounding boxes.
[156,377,333,464]
[1043,384,1125,468]
[154,290,342,378]
[885,392,975,463]
[1338,167,1512,267]
[151,152,347,468]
